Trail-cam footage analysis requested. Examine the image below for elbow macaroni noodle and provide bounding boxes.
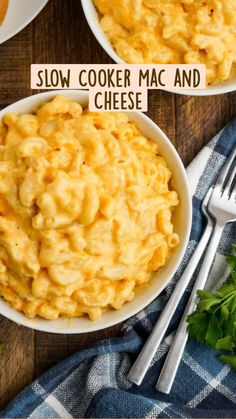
[0,96,179,321]
[93,0,236,85]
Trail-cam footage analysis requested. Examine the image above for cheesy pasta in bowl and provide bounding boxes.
[0,0,48,45]
[82,0,236,95]
[0,91,191,333]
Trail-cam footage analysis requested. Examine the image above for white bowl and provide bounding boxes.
[0,0,48,45]
[0,90,192,334]
[81,0,236,96]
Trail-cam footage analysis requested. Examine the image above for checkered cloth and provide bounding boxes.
[1,120,236,419]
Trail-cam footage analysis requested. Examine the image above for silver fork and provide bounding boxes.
[156,146,236,394]
[127,188,214,385]
[128,147,236,386]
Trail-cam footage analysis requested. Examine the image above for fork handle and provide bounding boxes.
[127,218,213,385]
[156,223,224,394]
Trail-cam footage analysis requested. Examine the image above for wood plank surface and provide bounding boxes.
[0,0,236,410]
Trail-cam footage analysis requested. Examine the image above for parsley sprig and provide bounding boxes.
[187,244,236,369]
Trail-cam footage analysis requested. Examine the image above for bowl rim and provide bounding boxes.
[81,0,236,96]
[0,89,192,334]
[0,0,49,46]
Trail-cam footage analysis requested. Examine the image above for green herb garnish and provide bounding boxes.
[0,343,5,350]
[187,244,236,369]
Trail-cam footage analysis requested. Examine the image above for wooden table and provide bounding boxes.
[0,0,236,411]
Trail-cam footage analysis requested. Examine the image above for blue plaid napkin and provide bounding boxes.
[1,120,236,419]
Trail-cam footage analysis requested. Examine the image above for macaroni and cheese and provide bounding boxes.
[93,0,236,84]
[0,0,8,25]
[0,96,179,321]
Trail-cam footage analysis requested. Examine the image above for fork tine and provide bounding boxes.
[222,162,236,198]
[203,186,213,205]
[216,145,236,188]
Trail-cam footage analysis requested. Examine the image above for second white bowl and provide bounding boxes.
[81,0,236,96]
